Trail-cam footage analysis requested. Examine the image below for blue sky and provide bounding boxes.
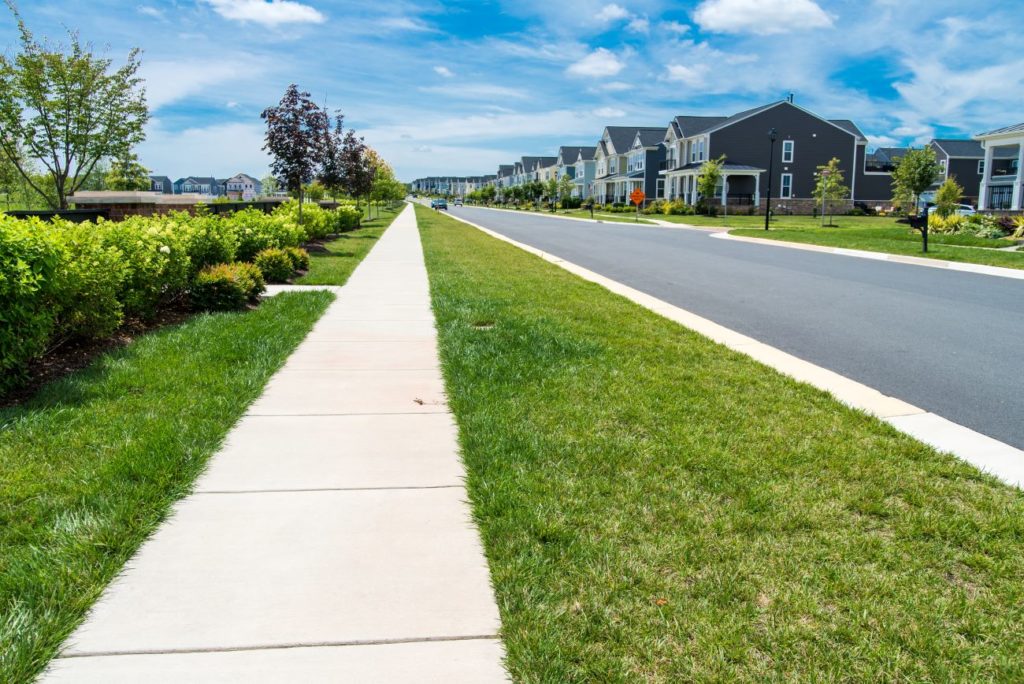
[4,0,1021,181]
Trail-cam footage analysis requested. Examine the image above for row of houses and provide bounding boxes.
[147,173,264,201]
[412,99,1024,213]
[408,175,497,196]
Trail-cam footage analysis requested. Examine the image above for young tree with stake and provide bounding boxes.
[261,84,329,223]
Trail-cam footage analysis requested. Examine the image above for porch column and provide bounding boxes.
[1013,142,1024,210]
[979,143,995,210]
[753,172,760,206]
[720,173,729,206]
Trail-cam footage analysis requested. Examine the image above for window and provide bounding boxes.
[690,141,696,163]
[656,179,665,198]
[978,160,985,175]
[780,173,793,199]
[698,139,705,162]
[782,140,794,163]
[939,158,947,173]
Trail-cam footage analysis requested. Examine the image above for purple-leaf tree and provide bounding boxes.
[318,112,345,200]
[260,84,329,223]
[340,128,374,216]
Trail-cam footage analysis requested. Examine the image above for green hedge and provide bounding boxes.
[0,199,362,395]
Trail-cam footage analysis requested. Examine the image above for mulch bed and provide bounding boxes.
[1,305,194,409]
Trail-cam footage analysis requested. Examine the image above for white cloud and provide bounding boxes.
[226,101,239,109]
[140,60,257,110]
[138,121,271,180]
[201,0,325,27]
[138,6,166,21]
[593,106,626,118]
[566,48,625,78]
[694,0,832,35]
[434,66,454,78]
[866,134,900,149]
[591,81,632,92]
[378,16,438,32]
[596,4,629,22]
[661,20,690,34]
[419,84,529,100]
[665,63,710,88]
[627,17,650,33]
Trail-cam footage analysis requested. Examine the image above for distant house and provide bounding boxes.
[555,146,596,198]
[173,176,219,195]
[970,124,1023,210]
[661,99,892,212]
[224,173,263,200]
[495,164,515,190]
[594,126,664,204]
[148,175,173,194]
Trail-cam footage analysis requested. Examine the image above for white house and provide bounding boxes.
[976,123,1024,211]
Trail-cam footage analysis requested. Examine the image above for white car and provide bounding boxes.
[927,204,975,216]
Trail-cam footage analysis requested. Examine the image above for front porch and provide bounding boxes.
[976,124,1024,210]
[663,162,765,207]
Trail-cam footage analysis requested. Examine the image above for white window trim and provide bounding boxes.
[780,173,793,199]
[782,140,795,164]
[978,159,985,175]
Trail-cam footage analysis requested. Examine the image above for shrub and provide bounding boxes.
[284,246,310,272]
[663,198,695,216]
[230,207,303,261]
[235,262,267,299]
[50,219,127,342]
[559,196,582,210]
[1011,216,1024,240]
[191,262,262,311]
[97,216,189,320]
[928,213,965,234]
[178,212,237,274]
[332,203,362,232]
[0,216,62,392]
[966,214,1010,239]
[254,247,294,283]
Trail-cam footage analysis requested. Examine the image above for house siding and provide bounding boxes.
[710,103,856,201]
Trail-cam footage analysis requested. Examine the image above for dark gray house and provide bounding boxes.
[148,175,173,194]
[661,100,894,212]
[594,126,665,204]
[928,139,1019,206]
[173,176,220,195]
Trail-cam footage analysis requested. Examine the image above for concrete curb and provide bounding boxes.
[441,209,1024,489]
[711,231,1024,281]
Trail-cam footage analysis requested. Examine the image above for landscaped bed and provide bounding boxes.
[415,204,1024,682]
[0,291,333,683]
[297,205,402,285]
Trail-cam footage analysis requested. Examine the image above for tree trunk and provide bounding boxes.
[298,187,304,224]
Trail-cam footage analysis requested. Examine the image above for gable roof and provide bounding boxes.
[976,123,1024,138]
[602,126,665,154]
[633,128,666,148]
[829,119,867,141]
[557,146,595,165]
[931,139,983,158]
[671,115,728,138]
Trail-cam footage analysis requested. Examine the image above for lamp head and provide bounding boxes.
[769,128,778,142]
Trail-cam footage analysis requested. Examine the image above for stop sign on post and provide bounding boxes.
[630,188,645,206]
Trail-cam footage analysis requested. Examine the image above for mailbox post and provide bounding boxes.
[899,212,930,253]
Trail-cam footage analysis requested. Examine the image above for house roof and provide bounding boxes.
[976,122,1024,137]
[603,126,665,154]
[828,119,867,141]
[671,115,728,138]
[931,139,983,158]
[558,146,595,164]
[869,147,910,163]
[634,128,666,148]
[149,175,171,183]
[176,176,217,185]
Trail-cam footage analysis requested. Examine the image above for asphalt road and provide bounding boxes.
[450,205,1024,450]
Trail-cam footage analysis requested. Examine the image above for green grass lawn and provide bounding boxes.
[295,205,401,285]
[0,292,333,683]
[654,214,1024,270]
[415,204,1024,682]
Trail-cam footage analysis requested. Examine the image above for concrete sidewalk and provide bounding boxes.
[42,204,508,682]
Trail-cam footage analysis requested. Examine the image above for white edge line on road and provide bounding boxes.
[710,231,1024,281]
[436,208,1024,489]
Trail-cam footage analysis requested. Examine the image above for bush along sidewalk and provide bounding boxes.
[0,198,359,396]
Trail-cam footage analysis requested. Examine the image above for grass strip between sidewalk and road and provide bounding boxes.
[415,204,1024,682]
[296,205,401,285]
[0,291,334,684]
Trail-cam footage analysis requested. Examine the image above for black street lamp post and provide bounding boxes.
[764,128,777,230]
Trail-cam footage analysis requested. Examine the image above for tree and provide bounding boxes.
[891,146,939,216]
[319,111,345,199]
[811,157,850,226]
[0,3,148,209]
[340,130,374,215]
[558,173,575,204]
[545,176,558,211]
[104,150,150,191]
[306,180,326,202]
[261,84,329,222]
[260,174,279,196]
[696,155,725,215]
[934,176,963,218]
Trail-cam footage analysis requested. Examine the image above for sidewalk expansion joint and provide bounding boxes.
[57,634,503,660]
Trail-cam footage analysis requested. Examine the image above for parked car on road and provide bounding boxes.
[432,199,448,210]
[454,197,463,206]
[927,204,976,216]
